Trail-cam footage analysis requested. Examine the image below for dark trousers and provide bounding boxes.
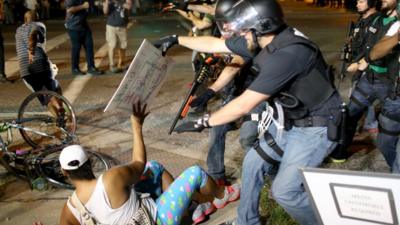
[67,28,95,71]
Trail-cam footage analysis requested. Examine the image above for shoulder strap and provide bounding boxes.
[69,192,97,225]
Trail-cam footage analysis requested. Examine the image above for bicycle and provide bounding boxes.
[0,90,111,190]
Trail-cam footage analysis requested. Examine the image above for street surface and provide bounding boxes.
[0,1,390,224]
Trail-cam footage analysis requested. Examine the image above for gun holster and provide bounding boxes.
[327,105,347,142]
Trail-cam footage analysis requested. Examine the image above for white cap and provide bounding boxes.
[59,145,89,170]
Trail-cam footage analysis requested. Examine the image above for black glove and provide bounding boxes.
[152,35,179,56]
[174,114,211,133]
[190,88,216,108]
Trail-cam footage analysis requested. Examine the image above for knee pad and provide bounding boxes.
[378,114,400,136]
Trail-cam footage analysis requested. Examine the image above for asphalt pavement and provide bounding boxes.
[0,1,389,225]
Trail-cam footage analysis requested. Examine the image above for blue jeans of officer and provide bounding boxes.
[347,75,400,170]
[394,137,400,173]
[207,102,265,180]
[377,97,400,171]
[237,123,336,225]
[67,28,95,71]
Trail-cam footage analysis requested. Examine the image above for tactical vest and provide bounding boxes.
[365,15,398,82]
[351,13,381,61]
[386,45,400,96]
[252,27,336,120]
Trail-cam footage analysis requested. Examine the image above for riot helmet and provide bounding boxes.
[215,0,240,37]
[217,0,285,36]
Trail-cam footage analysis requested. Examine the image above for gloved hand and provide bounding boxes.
[190,88,216,108]
[174,114,211,133]
[152,35,179,56]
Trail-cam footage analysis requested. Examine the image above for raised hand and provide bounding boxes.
[131,100,149,125]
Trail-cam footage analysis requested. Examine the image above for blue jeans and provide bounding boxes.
[67,28,95,71]
[207,102,265,180]
[237,124,336,225]
[207,123,234,180]
[364,105,378,130]
[394,138,400,173]
[331,76,391,155]
[377,97,400,171]
[239,103,267,152]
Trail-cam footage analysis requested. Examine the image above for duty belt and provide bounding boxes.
[291,116,328,127]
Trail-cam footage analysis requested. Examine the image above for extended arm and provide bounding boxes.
[178,36,231,53]
[208,90,269,126]
[187,4,215,15]
[175,9,212,30]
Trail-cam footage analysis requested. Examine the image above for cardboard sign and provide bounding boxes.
[301,168,400,225]
[104,39,174,112]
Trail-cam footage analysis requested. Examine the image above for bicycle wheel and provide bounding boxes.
[18,91,77,148]
[35,147,111,189]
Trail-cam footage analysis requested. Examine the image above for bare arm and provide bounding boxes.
[60,203,80,225]
[370,33,399,61]
[187,4,215,15]
[103,0,109,14]
[178,36,231,53]
[208,90,269,126]
[103,101,149,188]
[67,1,89,14]
[28,30,38,63]
[209,55,243,92]
[186,12,213,30]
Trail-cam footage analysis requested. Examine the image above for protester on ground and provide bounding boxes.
[103,0,131,73]
[65,0,103,76]
[57,101,240,225]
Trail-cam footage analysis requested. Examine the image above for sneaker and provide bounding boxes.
[213,183,240,209]
[72,69,86,76]
[87,67,104,76]
[192,202,216,224]
[110,66,123,73]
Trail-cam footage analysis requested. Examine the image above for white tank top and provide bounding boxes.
[67,175,157,225]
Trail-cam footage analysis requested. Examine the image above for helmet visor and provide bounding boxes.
[223,0,260,34]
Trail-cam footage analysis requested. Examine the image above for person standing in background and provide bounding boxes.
[65,0,103,76]
[103,0,131,73]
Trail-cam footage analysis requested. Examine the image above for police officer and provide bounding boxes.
[329,0,381,161]
[180,0,263,185]
[154,0,342,224]
[345,0,399,171]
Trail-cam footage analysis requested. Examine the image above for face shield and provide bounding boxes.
[216,0,260,38]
